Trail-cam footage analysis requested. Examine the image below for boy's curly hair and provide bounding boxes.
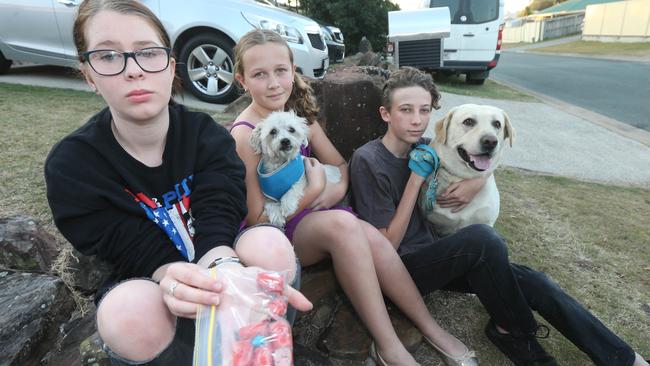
[382,67,441,110]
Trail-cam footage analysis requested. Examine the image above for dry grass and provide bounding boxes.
[494,168,650,364]
[1,83,648,364]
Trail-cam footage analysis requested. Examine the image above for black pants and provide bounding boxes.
[401,224,635,366]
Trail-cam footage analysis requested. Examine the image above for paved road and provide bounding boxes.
[491,51,650,131]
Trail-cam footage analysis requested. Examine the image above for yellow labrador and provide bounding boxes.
[419,104,515,236]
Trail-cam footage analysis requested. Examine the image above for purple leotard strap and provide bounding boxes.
[230,120,256,132]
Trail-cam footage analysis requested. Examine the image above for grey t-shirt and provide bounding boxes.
[349,138,435,256]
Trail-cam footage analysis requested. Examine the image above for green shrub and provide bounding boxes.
[300,0,400,53]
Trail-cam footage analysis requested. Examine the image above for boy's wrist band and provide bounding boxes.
[208,256,242,269]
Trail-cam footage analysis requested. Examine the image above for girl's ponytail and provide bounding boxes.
[285,73,319,125]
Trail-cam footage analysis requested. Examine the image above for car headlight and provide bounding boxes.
[320,27,333,42]
[326,26,344,42]
[242,13,303,44]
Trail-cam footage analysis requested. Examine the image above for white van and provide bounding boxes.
[391,0,504,84]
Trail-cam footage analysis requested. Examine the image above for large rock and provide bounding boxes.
[0,216,59,271]
[79,331,110,366]
[66,250,113,294]
[48,306,99,366]
[317,66,390,160]
[0,271,75,365]
[358,36,373,54]
[294,263,421,362]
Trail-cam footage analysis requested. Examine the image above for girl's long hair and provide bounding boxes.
[234,29,319,124]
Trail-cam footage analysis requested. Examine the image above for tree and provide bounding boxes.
[300,0,400,54]
[518,0,571,16]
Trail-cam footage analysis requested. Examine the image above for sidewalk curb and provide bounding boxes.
[490,78,650,147]
[506,49,650,64]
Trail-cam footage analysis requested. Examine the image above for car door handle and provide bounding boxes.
[463,33,475,37]
[57,0,79,6]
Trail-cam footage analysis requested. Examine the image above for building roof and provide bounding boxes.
[537,0,625,14]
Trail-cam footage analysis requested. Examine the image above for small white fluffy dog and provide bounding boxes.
[419,104,515,236]
[250,111,341,227]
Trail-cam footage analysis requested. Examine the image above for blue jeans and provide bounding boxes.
[401,224,635,366]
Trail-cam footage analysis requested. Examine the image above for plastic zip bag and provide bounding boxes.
[193,265,293,366]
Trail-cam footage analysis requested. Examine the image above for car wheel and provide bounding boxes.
[0,51,12,75]
[178,33,239,104]
[466,71,487,85]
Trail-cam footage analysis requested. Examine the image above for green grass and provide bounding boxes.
[532,40,650,58]
[0,83,106,229]
[2,83,649,364]
[434,74,538,102]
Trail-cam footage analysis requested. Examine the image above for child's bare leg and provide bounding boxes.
[360,221,470,357]
[97,280,176,362]
[292,211,418,366]
[233,225,297,283]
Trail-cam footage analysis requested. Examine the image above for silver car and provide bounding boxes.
[0,0,329,103]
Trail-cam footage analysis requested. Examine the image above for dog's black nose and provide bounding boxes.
[280,138,291,147]
[481,135,498,152]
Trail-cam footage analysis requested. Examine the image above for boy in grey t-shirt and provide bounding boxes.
[349,67,644,366]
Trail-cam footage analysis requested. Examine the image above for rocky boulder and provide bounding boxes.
[0,216,59,271]
[315,66,390,160]
[0,271,75,365]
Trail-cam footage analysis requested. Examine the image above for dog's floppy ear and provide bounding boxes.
[434,106,457,144]
[298,116,310,146]
[289,109,310,146]
[502,110,515,147]
[249,125,263,155]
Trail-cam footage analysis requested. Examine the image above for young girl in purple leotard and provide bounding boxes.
[229,29,477,366]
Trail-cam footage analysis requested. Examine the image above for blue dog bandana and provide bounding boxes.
[258,154,305,201]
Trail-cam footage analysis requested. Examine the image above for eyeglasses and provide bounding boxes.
[82,47,172,76]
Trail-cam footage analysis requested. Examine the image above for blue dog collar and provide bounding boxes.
[258,155,305,201]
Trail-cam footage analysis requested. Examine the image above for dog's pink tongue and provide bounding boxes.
[470,154,491,170]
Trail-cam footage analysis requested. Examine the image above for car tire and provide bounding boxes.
[178,33,239,104]
[0,51,13,75]
[466,71,488,85]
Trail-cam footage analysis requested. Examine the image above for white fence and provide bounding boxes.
[503,13,583,43]
[583,0,650,42]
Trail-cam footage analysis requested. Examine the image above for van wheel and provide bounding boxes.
[467,77,486,85]
[466,71,488,85]
[0,51,12,75]
[465,70,490,85]
[178,33,240,104]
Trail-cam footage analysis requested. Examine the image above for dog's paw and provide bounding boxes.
[324,165,341,183]
[264,202,286,228]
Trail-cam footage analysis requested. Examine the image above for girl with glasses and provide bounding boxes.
[45,1,311,365]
